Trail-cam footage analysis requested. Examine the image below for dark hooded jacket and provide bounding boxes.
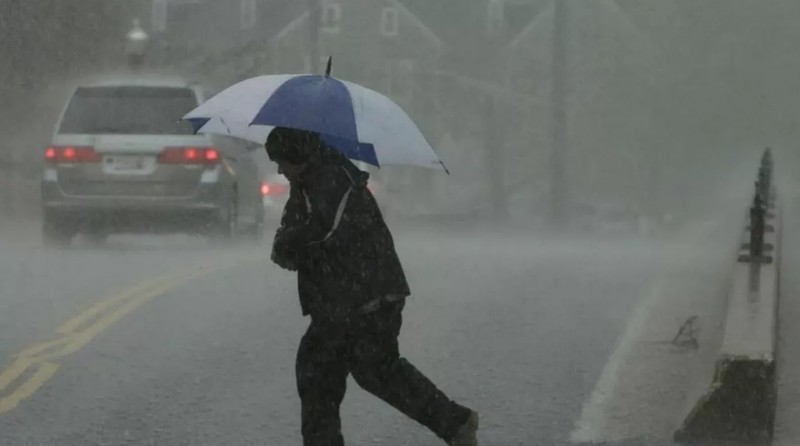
[269,131,410,319]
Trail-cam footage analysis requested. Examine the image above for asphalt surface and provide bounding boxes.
[0,224,736,446]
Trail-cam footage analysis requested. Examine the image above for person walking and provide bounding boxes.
[266,127,479,446]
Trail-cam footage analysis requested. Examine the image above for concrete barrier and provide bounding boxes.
[674,206,780,443]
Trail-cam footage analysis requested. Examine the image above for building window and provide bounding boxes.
[487,0,505,35]
[241,0,257,29]
[152,0,168,32]
[380,6,400,37]
[322,2,342,34]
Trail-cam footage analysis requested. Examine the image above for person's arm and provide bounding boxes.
[273,166,362,271]
[271,186,307,271]
[303,166,360,249]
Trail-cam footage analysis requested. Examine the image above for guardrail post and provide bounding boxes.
[676,150,780,443]
[751,194,765,259]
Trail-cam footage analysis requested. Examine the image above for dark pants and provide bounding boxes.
[296,301,472,446]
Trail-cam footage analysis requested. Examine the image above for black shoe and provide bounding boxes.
[448,411,479,446]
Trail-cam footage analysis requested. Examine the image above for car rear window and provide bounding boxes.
[58,86,198,135]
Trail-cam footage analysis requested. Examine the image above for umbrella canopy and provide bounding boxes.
[183,74,446,171]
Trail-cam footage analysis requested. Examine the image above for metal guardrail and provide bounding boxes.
[676,148,781,443]
[740,149,776,264]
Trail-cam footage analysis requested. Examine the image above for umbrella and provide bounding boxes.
[183,61,446,171]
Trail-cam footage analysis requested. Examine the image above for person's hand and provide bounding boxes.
[271,246,298,271]
[272,228,300,271]
[305,243,333,274]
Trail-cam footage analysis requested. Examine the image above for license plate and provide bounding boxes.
[113,156,142,169]
[105,156,153,172]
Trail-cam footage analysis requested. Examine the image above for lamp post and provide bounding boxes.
[126,18,149,69]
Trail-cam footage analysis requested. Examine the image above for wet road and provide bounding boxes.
[0,225,734,445]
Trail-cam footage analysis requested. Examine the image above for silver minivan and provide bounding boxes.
[41,76,264,246]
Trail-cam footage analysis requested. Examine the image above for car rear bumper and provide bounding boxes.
[43,198,222,212]
[41,180,227,210]
[41,181,230,234]
[48,208,220,233]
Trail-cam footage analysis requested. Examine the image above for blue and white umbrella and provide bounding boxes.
[183,72,446,171]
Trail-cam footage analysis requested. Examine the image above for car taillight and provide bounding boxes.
[184,147,198,161]
[204,148,219,162]
[45,146,99,163]
[159,147,220,165]
[260,181,287,196]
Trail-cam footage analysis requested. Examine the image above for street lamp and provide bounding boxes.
[126,18,149,69]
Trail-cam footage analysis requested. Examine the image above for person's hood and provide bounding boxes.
[300,155,369,189]
[339,158,369,188]
[265,127,322,164]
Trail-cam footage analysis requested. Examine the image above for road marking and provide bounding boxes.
[12,272,195,362]
[0,357,33,392]
[569,282,663,443]
[21,275,197,364]
[0,252,265,414]
[12,275,185,361]
[0,275,194,413]
[0,362,60,414]
[57,275,174,336]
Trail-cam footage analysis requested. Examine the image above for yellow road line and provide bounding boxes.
[57,274,176,336]
[0,274,183,392]
[0,357,33,392]
[26,275,196,364]
[0,251,267,415]
[14,272,189,360]
[12,338,67,361]
[0,362,60,414]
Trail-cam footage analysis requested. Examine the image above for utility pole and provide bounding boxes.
[550,0,568,226]
[307,0,321,74]
[484,0,509,221]
[483,94,509,220]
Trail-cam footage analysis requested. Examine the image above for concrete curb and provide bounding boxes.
[674,207,781,443]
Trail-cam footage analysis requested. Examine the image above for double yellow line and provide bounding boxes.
[0,252,261,414]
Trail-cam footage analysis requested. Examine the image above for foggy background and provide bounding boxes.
[3,2,800,445]
[2,0,799,229]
